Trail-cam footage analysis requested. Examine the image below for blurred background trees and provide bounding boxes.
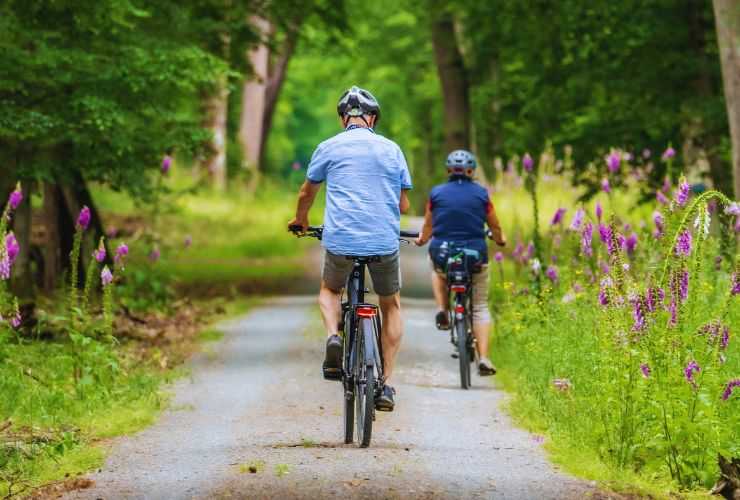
[1,0,740,297]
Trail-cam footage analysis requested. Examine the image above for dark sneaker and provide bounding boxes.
[322,335,342,381]
[375,385,396,412]
[435,311,451,330]
[478,357,497,376]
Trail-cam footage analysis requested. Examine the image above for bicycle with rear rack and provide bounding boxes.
[436,231,493,389]
[289,225,418,448]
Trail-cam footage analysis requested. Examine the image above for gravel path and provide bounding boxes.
[66,290,595,499]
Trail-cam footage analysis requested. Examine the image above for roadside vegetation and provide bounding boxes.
[489,151,739,497]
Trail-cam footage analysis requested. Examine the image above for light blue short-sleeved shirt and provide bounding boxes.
[306,127,413,256]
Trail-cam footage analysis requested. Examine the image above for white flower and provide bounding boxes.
[531,258,541,275]
[724,201,739,216]
[694,206,711,239]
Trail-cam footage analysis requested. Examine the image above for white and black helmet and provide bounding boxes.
[446,149,477,169]
[337,85,381,123]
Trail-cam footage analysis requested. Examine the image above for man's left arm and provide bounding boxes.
[397,146,413,214]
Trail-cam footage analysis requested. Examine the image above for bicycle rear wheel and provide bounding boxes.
[342,311,354,444]
[456,318,471,389]
[355,318,376,448]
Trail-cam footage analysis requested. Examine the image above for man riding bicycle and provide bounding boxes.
[288,85,412,411]
[414,150,506,376]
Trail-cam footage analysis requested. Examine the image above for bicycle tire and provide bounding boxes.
[342,311,354,444]
[456,318,471,389]
[356,318,376,448]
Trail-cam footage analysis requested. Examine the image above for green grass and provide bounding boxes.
[94,176,318,293]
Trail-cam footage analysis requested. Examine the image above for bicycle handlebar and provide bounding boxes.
[289,225,418,240]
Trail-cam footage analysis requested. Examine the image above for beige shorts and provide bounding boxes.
[322,250,401,296]
[432,261,491,323]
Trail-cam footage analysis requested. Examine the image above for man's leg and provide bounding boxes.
[319,252,351,380]
[378,293,402,383]
[318,281,341,337]
[472,266,496,375]
[432,271,448,312]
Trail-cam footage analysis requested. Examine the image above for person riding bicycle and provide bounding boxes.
[288,85,412,411]
[414,150,505,376]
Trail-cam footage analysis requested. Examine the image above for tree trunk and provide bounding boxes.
[258,23,303,168]
[430,9,471,155]
[713,0,740,198]
[239,16,271,192]
[42,183,61,291]
[202,74,230,191]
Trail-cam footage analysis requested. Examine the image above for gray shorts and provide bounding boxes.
[322,250,401,296]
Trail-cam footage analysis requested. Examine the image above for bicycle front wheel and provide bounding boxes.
[355,318,376,448]
[456,318,471,389]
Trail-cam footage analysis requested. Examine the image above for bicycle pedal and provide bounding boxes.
[322,366,342,381]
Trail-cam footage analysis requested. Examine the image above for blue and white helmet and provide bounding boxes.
[446,150,477,169]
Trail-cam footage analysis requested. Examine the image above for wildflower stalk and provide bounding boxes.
[82,237,105,317]
[659,190,731,286]
[69,229,83,319]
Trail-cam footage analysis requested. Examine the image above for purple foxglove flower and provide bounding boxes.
[679,270,689,302]
[93,243,106,263]
[513,242,523,259]
[545,265,558,283]
[674,230,692,257]
[581,223,593,257]
[162,155,173,174]
[494,252,503,263]
[616,232,626,250]
[640,363,650,378]
[675,179,690,206]
[550,208,566,226]
[601,178,611,194]
[722,379,740,401]
[652,210,664,238]
[645,287,663,312]
[684,360,700,388]
[100,265,113,286]
[732,273,739,296]
[522,153,534,173]
[149,246,161,263]
[725,202,740,217]
[184,235,192,248]
[77,206,91,231]
[0,257,10,280]
[600,260,610,275]
[598,223,611,246]
[607,152,621,173]
[662,147,676,161]
[624,233,637,255]
[668,298,677,326]
[595,202,603,221]
[720,326,729,350]
[5,232,19,264]
[8,185,22,210]
[598,277,611,306]
[656,190,669,205]
[526,242,535,260]
[115,243,129,260]
[569,208,585,231]
[10,312,21,329]
[632,297,646,331]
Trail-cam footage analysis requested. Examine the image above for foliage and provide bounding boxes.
[490,151,739,491]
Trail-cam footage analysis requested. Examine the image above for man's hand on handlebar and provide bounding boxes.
[287,218,309,234]
[486,229,506,247]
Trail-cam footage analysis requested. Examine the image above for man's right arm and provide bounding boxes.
[487,201,506,247]
[288,180,321,231]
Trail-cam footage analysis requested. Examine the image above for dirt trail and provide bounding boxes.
[65,240,596,499]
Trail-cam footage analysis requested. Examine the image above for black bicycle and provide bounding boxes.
[289,225,418,448]
[445,247,480,389]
